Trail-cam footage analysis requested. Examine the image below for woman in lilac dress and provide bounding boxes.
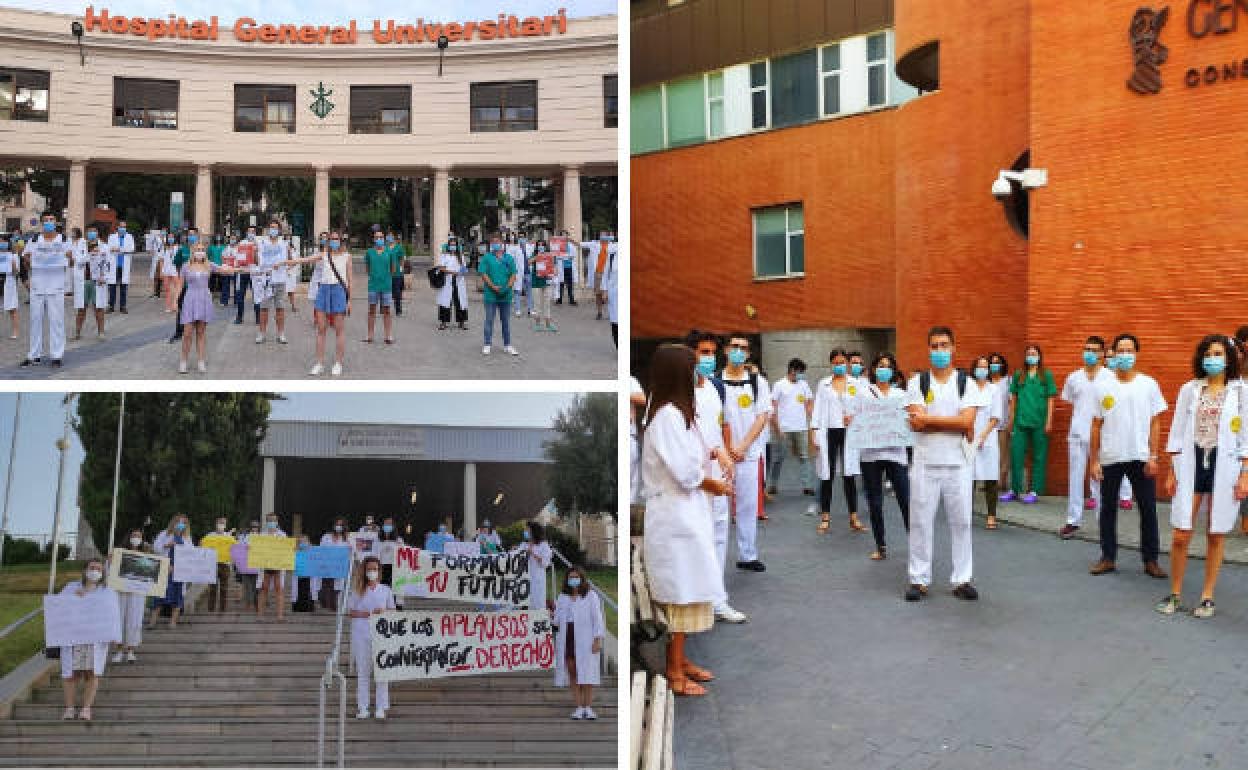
[179,246,240,374]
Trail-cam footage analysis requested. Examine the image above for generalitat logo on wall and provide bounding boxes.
[1127,6,1170,93]
[1128,1,1248,94]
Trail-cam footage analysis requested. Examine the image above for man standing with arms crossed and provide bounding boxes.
[721,333,771,573]
[1060,336,1116,539]
[256,219,293,346]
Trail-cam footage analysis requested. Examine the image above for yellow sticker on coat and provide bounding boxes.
[1102,396,1115,411]
[737,394,752,409]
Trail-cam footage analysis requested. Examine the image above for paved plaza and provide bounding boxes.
[0,254,617,380]
[673,466,1248,770]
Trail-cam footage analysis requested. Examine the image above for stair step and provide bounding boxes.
[0,720,616,738]
[11,704,616,721]
[29,684,615,704]
[0,737,614,757]
[0,753,614,768]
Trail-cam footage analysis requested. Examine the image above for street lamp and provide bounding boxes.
[71,21,85,67]
[437,35,449,77]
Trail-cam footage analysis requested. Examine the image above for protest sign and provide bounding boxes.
[229,543,258,575]
[392,546,529,605]
[106,548,169,597]
[44,590,122,647]
[444,541,481,558]
[378,541,397,566]
[27,239,68,269]
[172,545,218,584]
[246,535,295,571]
[370,609,554,683]
[295,545,351,579]
[846,398,915,452]
[350,532,378,560]
[199,533,236,563]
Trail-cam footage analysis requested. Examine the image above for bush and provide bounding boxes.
[496,521,587,567]
[0,537,68,565]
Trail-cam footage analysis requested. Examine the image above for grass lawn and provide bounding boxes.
[551,565,619,636]
[0,561,84,677]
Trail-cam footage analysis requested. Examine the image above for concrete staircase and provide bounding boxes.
[1,584,616,767]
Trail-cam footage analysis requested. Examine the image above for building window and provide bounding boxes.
[631,86,664,154]
[113,77,179,129]
[470,81,538,132]
[603,75,618,128]
[753,203,804,278]
[350,86,411,134]
[706,71,725,139]
[749,61,768,129]
[820,44,841,116]
[0,68,49,122]
[770,48,818,129]
[234,85,295,133]
[867,32,889,107]
[664,75,706,147]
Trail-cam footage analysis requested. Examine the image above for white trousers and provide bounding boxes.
[908,464,974,587]
[1067,438,1133,526]
[119,591,145,647]
[29,292,65,360]
[711,495,730,612]
[353,630,388,712]
[733,458,761,562]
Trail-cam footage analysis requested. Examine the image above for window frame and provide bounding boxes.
[704,71,725,140]
[112,77,179,130]
[603,74,618,128]
[348,85,412,135]
[752,203,805,280]
[866,31,890,108]
[0,67,50,123]
[748,59,770,131]
[819,43,842,117]
[233,84,296,134]
[469,80,539,133]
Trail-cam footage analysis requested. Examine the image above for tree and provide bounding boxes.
[75,393,279,550]
[581,176,618,237]
[543,394,617,517]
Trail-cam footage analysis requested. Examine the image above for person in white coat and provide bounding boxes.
[0,233,20,340]
[904,326,990,602]
[1059,337,1117,538]
[59,560,116,721]
[348,556,395,719]
[553,567,605,720]
[810,350,868,535]
[1157,336,1248,618]
[72,227,109,340]
[519,522,552,612]
[112,529,149,664]
[554,231,579,306]
[105,221,135,313]
[20,214,68,368]
[968,356,1003,529]
[255,219,294,345]
[642,343,731,697]
[435,241,469,330]
[855,353,912,561]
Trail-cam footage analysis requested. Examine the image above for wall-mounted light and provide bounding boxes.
[437,35,449,77]
[71,21,85,67]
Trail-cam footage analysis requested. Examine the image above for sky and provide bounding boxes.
[0,391,577,539]
[1,0,616,24]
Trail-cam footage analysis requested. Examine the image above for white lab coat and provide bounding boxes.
[810,376,859,481]
[72,241,111,310]
[105,233,135,285]
[435,252,469,310]
[606,246,619,323]
[0,248,18,311]
[58,581,114,678]
[523,541,552,611]
[971,380,1004,481]
[553,591,604,687]
[641,403,725,606]
[348,582,395,713]
[1166,379,1248,534]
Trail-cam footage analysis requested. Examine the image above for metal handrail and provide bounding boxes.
[0,607,41,642]
[316,556,354,769]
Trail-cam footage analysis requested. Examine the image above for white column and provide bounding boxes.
[314,166,330,237]
[432,167,450,252]
[82,170,95,229]
[561,166,582,242]
[262,457,276,518]
[463,462,477,537]
[411,177,424,247]
[194,164,213,234]
[66,160,86,234]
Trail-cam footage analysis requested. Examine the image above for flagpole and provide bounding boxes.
[107,393,125,555]
[48,394,74,595]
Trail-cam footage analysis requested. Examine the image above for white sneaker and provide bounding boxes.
[570,708,584,720]
[715,605,748,624]
[178,360,188,374]
[125,651,136,663]
[255,333,265,344]
[110,651,123,664]
[355,710,369,720]
[331,362,342,377]
[504,345,518,356]
[583,707,597,720]
[309,362,324,376]
[482,345,491,355]
[514,310,521,317]
[277,334,288,344]
[374,710,386,720]
[196,360,206,373]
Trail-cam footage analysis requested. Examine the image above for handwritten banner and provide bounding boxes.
[378,541,397,566]
[392,546,530,605]
[44,590,122,647]
[106,548,169,597]
[846,398,915,452]
[370,610,554,683]
[246,535,295,571]
[443,541,481,558]
[294,545,351,579]
[27,240,68,269]
[172,545,218,584]
[350,532,378,560]
[229,543,258,575]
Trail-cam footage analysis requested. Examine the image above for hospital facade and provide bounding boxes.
[630,0,1248,494]
[0,5,617,246]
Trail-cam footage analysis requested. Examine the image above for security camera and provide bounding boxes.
[992,168,1048,200]
[992,176,1013,200]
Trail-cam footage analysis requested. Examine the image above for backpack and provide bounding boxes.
[717,371,759,406]
[919,369,968,402]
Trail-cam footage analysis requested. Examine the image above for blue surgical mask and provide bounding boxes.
[375,239,385,247]
[247,233,256,241]
[41,221,55,233]
[386,235,395,243]
[930,350,952,369]
[1106,355,1119,371]
[1203,356,1226,376]
[117,227,126,234]
[188,235,198,245]
[568,577,582,588]
[330,240,341,250]
[1082,351,1099,366]
[1025,354,1039,366]
[875,367,893,383]
[383,524,394,534]
[174,522,186,532]
[989,363,1002,374]
[727,349,747,367]
[269,228,279,238]
[438,526,448,534]
[795,373,806,381]
[832,364,847,376]
[86,231,97,242]
[850,363,864,377]
[491,243,502,252]
[522,531,531,541]
[266,521,277,530]
[974,367,990,381]
[1116,353,1136,371]
[697,355,717,377]
[319,238,327,245]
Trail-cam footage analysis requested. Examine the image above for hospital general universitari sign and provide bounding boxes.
[337,428,425,457]
[1128,1,1248,94]
[80,5,571,46]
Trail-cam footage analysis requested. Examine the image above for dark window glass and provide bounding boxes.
[751,90,767,129]
[350,86,411,134]
[0,68,50,122]
[113,78,179,129]
[234,85,296,133]
[770,48,817,129]
[868,66,886,106]
[821,44,840,72]
[470,81,538,132]
[603,74,618,128]
[823,75,841,115]
[867,33,887,61]
[750,61,767,88]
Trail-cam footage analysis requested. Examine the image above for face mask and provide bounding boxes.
[832,364,847,377]
[696,355,716,377]
[875,367,893,383]
[129,537,142,547]
[1083,351,1099,366]
[247,234,256,241]
[168,238,176,245]
[266,521,277,530]
[330,240,341,250]
[118,227,126,234]
[974,367,990,381]
[482,521,491,529]
[491,243,502,252]
[386,236,395,243]
[216,522,226,532]
[1025,354,1040,366]
[366,571,380,582]
[930,350,952,369]
[850,363,864,377]
[269,229,279,238]
[1116,353,1136,371]
[989,363,1002,374]
[1203,356,1226,376]
[334,525,344,533]
[87,231,97,242]
[438,526,447,534]
[522,531,531,541]
[795,372,806,381]
[319,238,327,245]
[727,349,747,367]
[85,569,103,583]
[537,246,547,253]
[365,519,374,526]
[375,239,384,247]
[42,221,55,233]
[188,235,198,244]
[568,577,582,588]
[383,524,394,534]
[174,522,186,532]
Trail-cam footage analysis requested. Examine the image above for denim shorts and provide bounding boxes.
[367,291,393,307]
[314,283,348,315]
[1194,445,1217,494]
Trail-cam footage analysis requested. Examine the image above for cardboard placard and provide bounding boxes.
[846,398,915,452]
[350,532,378,560]
[392,546,529,605]
[246,535,295,571]
[44,589,122,647]
[172,545,218,584]
[378,541,398,566]
[229,543,259,575]
[370,609,554,683]
[443,541,481,558]
[294,545,351,579]
[199,533,237,564]
[106,548,170,597]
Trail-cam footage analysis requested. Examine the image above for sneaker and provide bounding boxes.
[277,335,288,344]
[111,651,123,663]
[178,360,188,374]
[1084,498,1097,511]
[952,583,979,601]
[570,708,584,720]
[1155,594,1181,615]
[766,486,778,496]
[125,650,136,663]
[255,334,265,344]
[62,707,75,720]
[735,560,766,572]
[583,708,597,720]
[1119,499,1133,510]
[308,363,324,376]
[196,361,206,373]
[374,710,386,720]
[482,345,491,355]
[233,318,243,325]
[355,710,369,720]
[331,362,343,377]
[19,358,39,367]
[1058,524,1080,540]
[1021,492,1038,504]
[1192,599,1216,619]
[714,606,748,623]
[802,488,815,496]
[904,584,924,601]
[504,345,519,356]
[999,491,1017,502]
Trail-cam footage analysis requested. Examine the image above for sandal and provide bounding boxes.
[668,676,708,697]
[869,548,887,561]
[683,663,715,682]
[849,512,867,532]
[817,513,830,534]
[986,516,998,530]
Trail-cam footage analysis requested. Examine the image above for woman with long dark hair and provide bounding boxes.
[855,352,911,560]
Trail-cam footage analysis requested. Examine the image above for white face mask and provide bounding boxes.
[129,537,142,547]
[216,522,226,532]
[85,569,103,583]
[366,571,380,582]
